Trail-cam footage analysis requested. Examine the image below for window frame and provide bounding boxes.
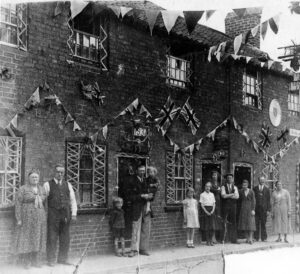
[66,140,107,210]
[0,136,22,208]
[0,3,27,50]
[165,151,194,205]
[166,55,190,89]
[288,84,300,116]
[242,68,262,110]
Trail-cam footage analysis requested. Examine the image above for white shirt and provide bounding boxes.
[199,191,216,206]
[44,178,77,216]
[259,185,264,191]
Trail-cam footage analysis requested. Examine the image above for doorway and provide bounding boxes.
[233,163,253,189]
[117,155,148,246]
[201,162,222,191]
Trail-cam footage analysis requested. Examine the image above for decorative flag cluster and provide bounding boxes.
[180,97,201,135]
[80,81,105,106]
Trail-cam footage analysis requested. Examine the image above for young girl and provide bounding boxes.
[145,166,159,215]
[109,197,126,256]
[200,182,216,246]
[182,187,200,248]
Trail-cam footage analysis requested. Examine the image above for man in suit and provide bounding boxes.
[253,176,271,242]
[44,164,77,266]
[127,165,153,257]
[221,173,239,244]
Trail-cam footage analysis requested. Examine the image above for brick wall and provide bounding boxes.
[0,2,297,264]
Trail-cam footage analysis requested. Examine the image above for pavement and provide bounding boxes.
[1,234,300,274]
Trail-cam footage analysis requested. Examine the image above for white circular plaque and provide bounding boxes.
[269,99,282,127]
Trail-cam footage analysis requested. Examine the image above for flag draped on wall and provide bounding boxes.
[155,96,180,136]
[180,97,201,135]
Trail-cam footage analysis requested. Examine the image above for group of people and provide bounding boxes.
[182,172,292,247]
[14,165,77,269]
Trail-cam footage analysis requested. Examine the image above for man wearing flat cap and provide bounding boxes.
[221,173,239,243]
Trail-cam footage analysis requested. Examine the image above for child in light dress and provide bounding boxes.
[182,187,200,248]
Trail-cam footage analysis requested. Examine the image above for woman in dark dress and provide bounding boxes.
[210,170,222,243]
[238,180,256,244]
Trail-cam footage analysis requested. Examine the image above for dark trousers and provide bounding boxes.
[47,208,70,263]
[254,209,267,241]
[223,204,237,243]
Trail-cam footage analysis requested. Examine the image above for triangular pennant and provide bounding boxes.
[145,9,160,36]
[269,14,280,34]
[102,125,108,140]
[251,25,260,37]
[10,114,18,129]
[261,62,266,68]
[195,138,203,150]
[207,129,216,141]
[90,131,99,145]
[109,6,121,18]
[120,7,132,18]
[233,8,247,18]
[24,88,40,109]
[132,98,139,110]
[70,0,88,18]
[295,137,300,144]
[65,113,74,124]
[161,11,181,34]
[252,141,260,153]
[73,121,81,131]
[231,54,240,60]
[183,11,204,34]
[206,10,216,21]
[54,1,64,17]
[261,20,269,40]
[174,144,180,153]
[234,34,243,55]
[55,97,62,106]
[232,117,238,129]
[267,60,274,69]
[189,144,195,154]
[246,57,252,63]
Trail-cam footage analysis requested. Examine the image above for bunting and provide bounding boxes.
[145,9,160,35]
[234,34,243,55]
[183,11,204,34]
[102,125,108,140]
[65,113,74,124]
[6,114,18,137]
[269,14,280,34]
[155,96,180,136]
[120,7,132,18]
[261,20,269,40]
[161,10,181,34]
[24,88,40,109]
[73,121,81,131]
[251,25,260,37]
[232,8,247,18]
[206,10,216,21]
[109,6,121,18]
[180,97,201,135]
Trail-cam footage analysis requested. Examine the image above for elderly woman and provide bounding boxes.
[14,170,47,269]
[271,181,291,243]
[238,180,256,244]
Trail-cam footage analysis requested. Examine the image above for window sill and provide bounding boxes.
[242,104,262,112]
[164,205,183,212]
[77,208,107,215]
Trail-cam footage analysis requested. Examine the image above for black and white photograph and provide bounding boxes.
[0,0,300,273]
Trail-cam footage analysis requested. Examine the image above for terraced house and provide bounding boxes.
[0,1,299,262]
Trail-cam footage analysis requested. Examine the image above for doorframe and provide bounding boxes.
[200,160,223,188]
[233,162,253,188]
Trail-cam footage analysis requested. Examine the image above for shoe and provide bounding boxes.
[47,262,55,267]
[139,250,150,256]
[249,241,253,245]
[128,251,137,257]
[206,242,210,246]
[190,244,195,248]
[284,239,289,243]
[210,242,214,246]
[275,238,282,242]
[57,261,73,266]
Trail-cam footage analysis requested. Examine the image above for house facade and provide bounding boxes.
[0,1,298,263]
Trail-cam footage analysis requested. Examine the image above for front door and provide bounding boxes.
[117,156,147,246]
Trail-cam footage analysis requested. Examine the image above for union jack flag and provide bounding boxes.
[180,97,201,135]
[155,96,180,136]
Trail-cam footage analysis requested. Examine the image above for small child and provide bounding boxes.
[182,187,200,248]
[200,182,216,246]
[145,166,159,215]
[109,197,126,257]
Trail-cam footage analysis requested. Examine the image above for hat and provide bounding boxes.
[224,173,234,179]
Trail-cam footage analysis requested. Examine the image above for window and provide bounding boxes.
[66,142,107,209]
[0,136,22,208]
[166,151,193,204]
[0,3,27,50]
[70,11,108,70]
[166,55,190,88]
[288,82,300,115]
[242,69,262,109]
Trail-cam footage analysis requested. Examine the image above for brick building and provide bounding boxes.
[0,1,298,263]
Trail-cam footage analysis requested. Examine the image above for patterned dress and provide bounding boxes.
[182,198,200,228]
[238,189,256,231]
[272,189,291,234]
[14,184,47,254]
